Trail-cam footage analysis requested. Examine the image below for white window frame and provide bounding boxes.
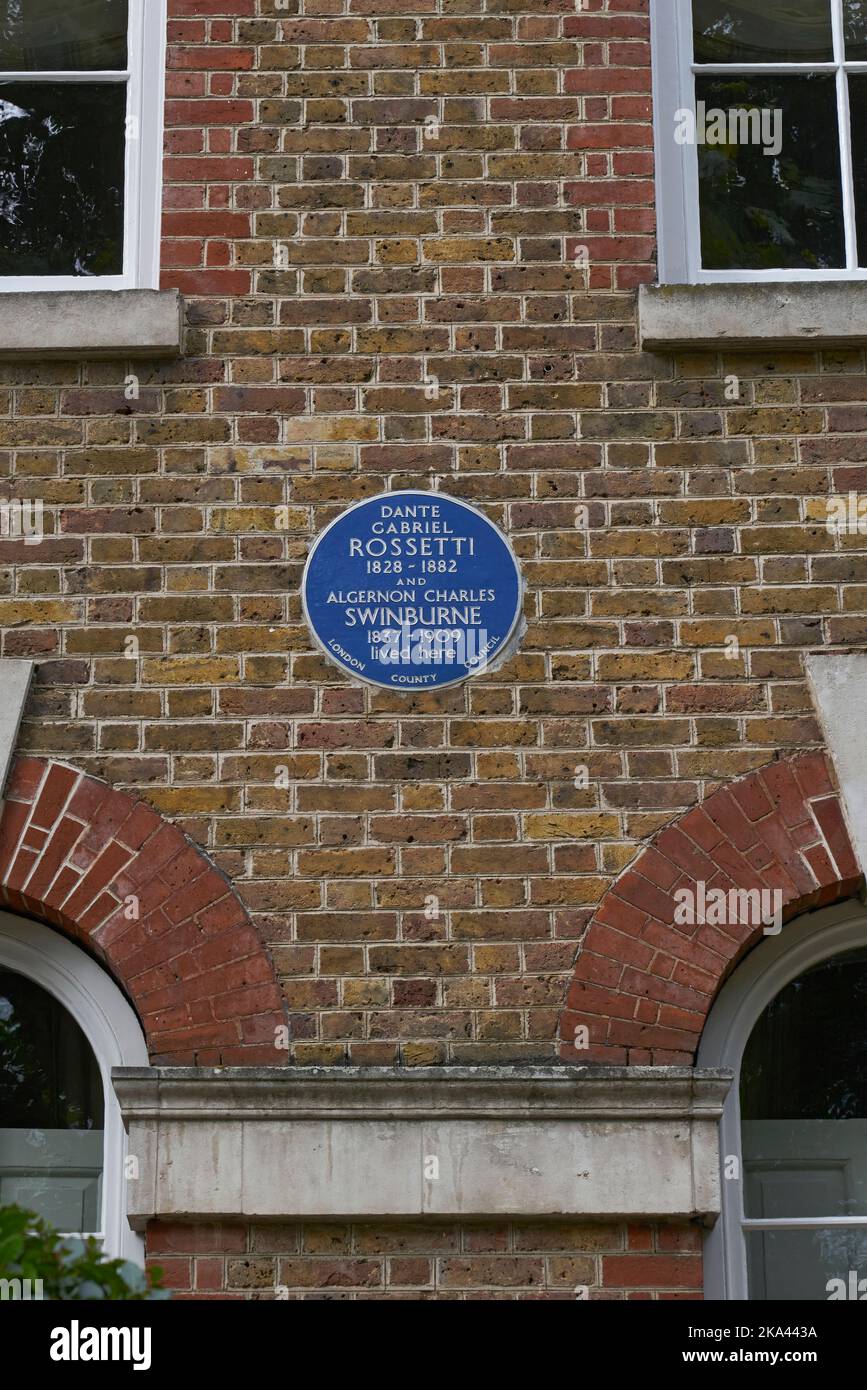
[699,897,867,1301]
[0,911,148,1263]
[0,0,166,293]
[652,0,867,283]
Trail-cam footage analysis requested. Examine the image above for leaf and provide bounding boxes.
[0,1204,169,1300]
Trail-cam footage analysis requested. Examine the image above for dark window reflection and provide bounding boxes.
[696,75,844,270]
[0,967,104,1231]
[848,76,867,263]
[741,947,867,1226]
[741,948,867,1121]
[0,83,125,276]
[0,0,128,71]
[845,0,867,59]
[693,0,834,64]
[0,968,103,1129]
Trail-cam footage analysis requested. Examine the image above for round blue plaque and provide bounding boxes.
[302,490,523,691]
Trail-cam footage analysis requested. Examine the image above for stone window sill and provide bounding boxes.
[639,282,867,351]
[0,288,183,359]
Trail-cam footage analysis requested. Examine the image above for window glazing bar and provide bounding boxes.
[692,63,837,73]
[0,71,129,82]
[743,1217,867,1230]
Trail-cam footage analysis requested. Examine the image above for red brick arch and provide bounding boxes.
[559,752,864,1066]
[0,756,287,1065]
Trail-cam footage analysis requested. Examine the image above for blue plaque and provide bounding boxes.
[302,490,523,690]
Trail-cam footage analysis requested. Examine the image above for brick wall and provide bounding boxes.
[4,0,863,1068]
[147,1218,703,1299]
[561,752,862,1062]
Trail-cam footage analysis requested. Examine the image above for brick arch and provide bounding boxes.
[0,756,287,1065]
[559,752,864,1066]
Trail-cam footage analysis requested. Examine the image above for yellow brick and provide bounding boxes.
[423,237,514,262]
[525,814,620,840]
[0,600,80,625]
[284,417,380,442]
[142,657,240,684]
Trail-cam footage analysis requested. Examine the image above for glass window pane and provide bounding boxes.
[0,0,128,71]
[693,0,834,64]
[746,1227,867,1301]
[845,1,867,59]
[741,948,867,1219]
[0,968,104,1232]
[849,76,867,264]
[695,75,845,270]
[0,82,126,277]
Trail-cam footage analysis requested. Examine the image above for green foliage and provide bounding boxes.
[0,1204,169,1301]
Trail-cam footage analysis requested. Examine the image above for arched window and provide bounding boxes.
[0,912,147,1261]
[700,898,867,1300]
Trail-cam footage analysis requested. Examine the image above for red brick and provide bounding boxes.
[602,1255,702,1289]
[30,765,79,832]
